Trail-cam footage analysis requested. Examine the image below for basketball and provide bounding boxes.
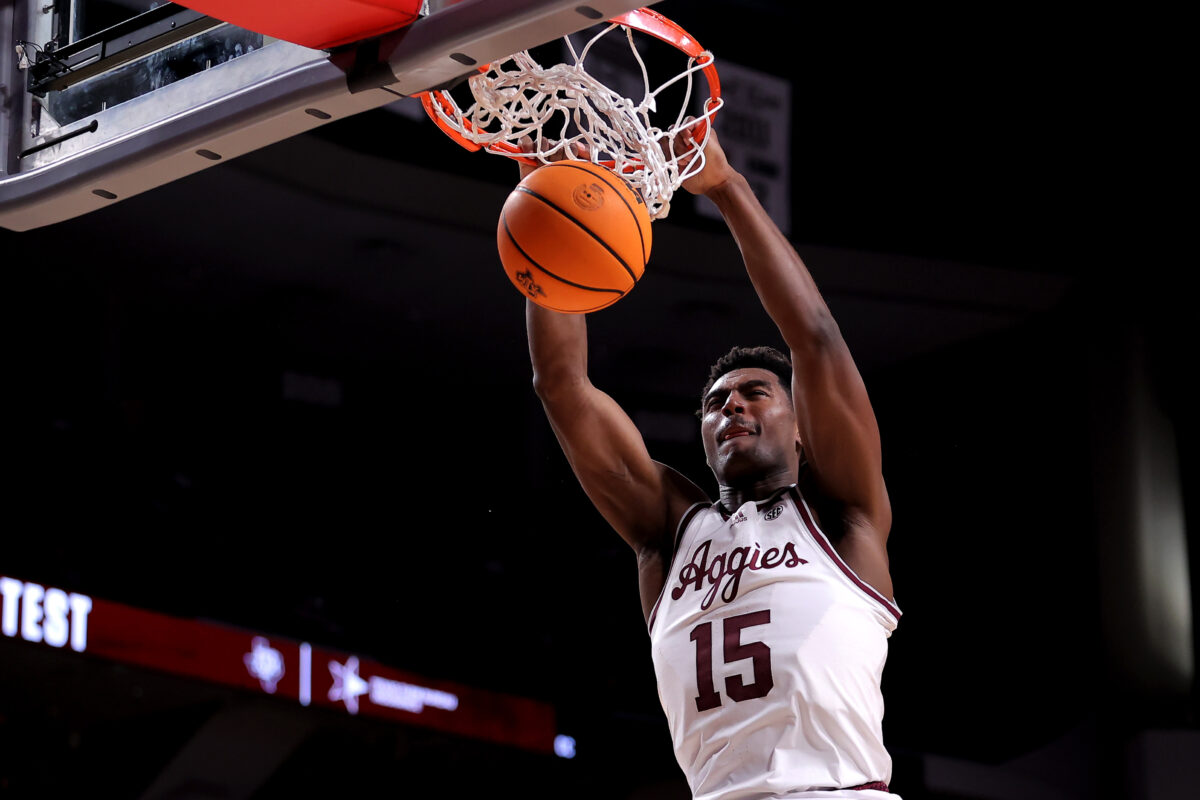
[497,161,653,313]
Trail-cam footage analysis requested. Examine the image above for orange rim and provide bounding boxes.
[416,6,720,164]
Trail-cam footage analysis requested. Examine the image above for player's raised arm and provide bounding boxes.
[681,129,894,600]
[526,301,708,614]
[517,152,708,616]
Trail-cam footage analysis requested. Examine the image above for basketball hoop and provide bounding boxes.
[418,7,721,220]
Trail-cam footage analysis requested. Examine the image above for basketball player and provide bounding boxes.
[521,128,901,799]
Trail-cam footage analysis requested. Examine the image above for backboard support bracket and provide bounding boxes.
[26,4,224,96]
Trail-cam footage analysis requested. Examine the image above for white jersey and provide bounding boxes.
[648,485,902,800]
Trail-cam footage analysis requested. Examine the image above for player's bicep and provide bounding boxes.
[538,378,703,549]
[791,339,889,529]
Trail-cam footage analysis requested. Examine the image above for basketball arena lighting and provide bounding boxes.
[0,0,652,231]
[554,734,577,759]
[0,572,566,755]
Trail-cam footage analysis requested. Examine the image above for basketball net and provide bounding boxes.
[419,8,721,220]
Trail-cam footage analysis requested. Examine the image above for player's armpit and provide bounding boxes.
[539,378,706,551]
[832,521,895,604]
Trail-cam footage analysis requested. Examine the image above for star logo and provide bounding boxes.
[328,655,369,714]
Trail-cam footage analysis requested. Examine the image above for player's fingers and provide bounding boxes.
[544,138,577,163]
[517,136,539,180]
[680,115,712,151]
[666,118,701,164]
[680,115,697,139]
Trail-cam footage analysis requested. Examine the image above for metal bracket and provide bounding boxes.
[26,3,224,95]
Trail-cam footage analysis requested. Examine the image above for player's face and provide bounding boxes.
[700,368,801,486]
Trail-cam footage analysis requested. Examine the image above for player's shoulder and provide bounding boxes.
[631,461,711,555]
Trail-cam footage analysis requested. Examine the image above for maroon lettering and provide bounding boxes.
[690,610,774,712]
[672,538,808,610]
[720,546,751,604]
[724,610,774,702]
[706,552,727,586]
[672,540,712,600]
[690,622,721,711]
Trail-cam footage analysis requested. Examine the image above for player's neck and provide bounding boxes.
[716,472,796,513]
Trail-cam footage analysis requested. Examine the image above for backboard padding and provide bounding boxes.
[170,0,423,50]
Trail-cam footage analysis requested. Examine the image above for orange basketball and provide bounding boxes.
[497,161,652,313]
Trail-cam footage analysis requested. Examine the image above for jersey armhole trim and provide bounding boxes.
[647,500,710,634]
[788,488,902,621]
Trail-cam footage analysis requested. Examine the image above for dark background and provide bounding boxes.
[1,1,1190,798]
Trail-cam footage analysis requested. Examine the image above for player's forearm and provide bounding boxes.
[705,173,839,347]
[526,300,589,396]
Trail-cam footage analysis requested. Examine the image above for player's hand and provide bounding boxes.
[517,136,540,181]
[516,136,589,182]
[678,122,736,197]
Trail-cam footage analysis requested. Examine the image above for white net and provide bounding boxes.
[422,16,722,220]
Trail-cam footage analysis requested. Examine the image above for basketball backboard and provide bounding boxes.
[0,0,652,231]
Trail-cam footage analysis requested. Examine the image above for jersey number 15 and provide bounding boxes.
[689,610,774,712]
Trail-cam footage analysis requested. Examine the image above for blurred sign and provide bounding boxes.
[696,60,792,234]
[1,573,558,754]
[0,575,92,651]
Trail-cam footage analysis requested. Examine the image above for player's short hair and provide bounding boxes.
[697,346,793,417]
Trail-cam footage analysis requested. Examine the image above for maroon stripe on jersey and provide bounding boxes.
[788,488,901,621]
[850,781,890,792]
[648,501,712,632]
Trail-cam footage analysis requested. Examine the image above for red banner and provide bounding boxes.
[0,573,557,754]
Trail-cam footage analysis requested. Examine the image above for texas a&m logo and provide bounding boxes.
[670,538,807,610]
